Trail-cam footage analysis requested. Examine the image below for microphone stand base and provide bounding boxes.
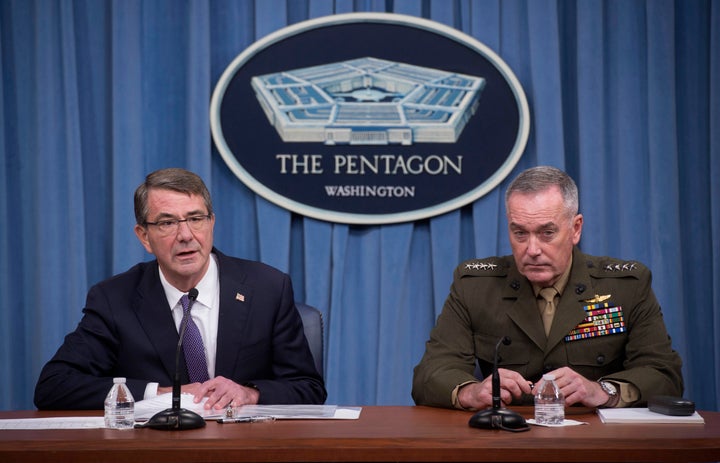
[140,407,206,430]
[469,407,530,432]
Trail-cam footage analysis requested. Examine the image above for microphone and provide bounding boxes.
[141,288,206,430]
[468,336,529,432]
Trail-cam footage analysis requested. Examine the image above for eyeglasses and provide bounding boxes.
[144,214,212,235]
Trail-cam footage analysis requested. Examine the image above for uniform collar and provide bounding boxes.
[532,254,573,298]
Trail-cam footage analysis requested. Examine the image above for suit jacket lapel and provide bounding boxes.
[132,262,180,381]
[214,252,254,378]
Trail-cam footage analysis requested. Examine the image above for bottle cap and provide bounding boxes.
[542,373,555,381]
[113,377,126,384]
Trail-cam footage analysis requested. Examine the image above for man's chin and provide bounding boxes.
[521,267,553,285]
[171,257,203,275]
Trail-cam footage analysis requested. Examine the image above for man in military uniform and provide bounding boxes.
[412,166,683,410]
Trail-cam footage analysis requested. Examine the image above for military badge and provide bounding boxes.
[582,294,611,303]
[565,301,626,342]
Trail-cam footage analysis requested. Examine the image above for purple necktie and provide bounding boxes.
[180,294,210,383]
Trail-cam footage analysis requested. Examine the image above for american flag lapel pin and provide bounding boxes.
[235,293,245,302]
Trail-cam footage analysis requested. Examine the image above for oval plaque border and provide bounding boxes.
[210,12,529,225]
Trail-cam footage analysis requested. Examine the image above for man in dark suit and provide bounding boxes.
[35,168,326,410]
[412,166,683,410]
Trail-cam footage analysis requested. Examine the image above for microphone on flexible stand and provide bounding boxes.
[140,288,206,430]
[468,336,530,432]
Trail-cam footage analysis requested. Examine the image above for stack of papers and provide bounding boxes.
[0,416,107,430]
[134,393,361,421]
[597,407,705,424]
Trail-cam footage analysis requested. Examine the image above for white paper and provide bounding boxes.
[230,404,337,419]
[230,404,361,420]
[597,407,705,424]
[526,418,588,427]
[332,407,363,419]
[134,393,361,421]
[0,416,107,430]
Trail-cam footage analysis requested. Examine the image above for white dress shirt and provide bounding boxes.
[143,254,220,399]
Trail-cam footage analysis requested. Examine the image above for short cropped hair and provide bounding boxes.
[505,166,579,218]
[134,168,214,225]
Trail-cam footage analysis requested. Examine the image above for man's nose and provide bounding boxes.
[526,235,542,256]
[175,220,194,239]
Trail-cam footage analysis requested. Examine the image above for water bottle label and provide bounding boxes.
[534,403,564,425]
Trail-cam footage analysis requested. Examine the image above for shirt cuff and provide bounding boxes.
[616,381,640,407]
[451,380,479,410]
[143,382,159,400]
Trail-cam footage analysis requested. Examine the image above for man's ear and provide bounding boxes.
[134,224,153,254]
[572,213,583,245]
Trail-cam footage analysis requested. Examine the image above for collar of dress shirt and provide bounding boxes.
[159,253,219,312]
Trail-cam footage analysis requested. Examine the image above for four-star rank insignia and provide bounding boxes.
[464,261,498,271]
[604,262,638,272]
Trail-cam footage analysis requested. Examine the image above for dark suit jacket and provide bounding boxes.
[34,248,326,409]
[412,247,683,408]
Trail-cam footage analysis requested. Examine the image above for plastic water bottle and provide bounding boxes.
[534,373,565,425]
[104,377,135,429]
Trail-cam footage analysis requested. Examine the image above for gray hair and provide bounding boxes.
[134,168,214,225]
[505,166,579,217]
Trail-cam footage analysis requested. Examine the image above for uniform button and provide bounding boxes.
[543,364,553,373]
[596,355,605,364]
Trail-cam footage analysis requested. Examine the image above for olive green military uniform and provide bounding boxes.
[412,247,683,409]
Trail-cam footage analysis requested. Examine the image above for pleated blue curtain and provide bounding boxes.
[0,0,718,411]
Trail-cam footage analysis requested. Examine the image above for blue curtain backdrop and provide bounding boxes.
[1,0,718,411]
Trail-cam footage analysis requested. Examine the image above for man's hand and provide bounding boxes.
[457,368,533,410]
[194,376,260,410]
[547,366,609,407]
[157,377,261,410]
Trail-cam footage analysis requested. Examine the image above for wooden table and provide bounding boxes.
[1,406,719,462]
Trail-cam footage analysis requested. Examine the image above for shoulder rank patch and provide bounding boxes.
[588,257,646,279]
[458,259,507,277]
[603,262,639,272]
[465,261,499,271]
